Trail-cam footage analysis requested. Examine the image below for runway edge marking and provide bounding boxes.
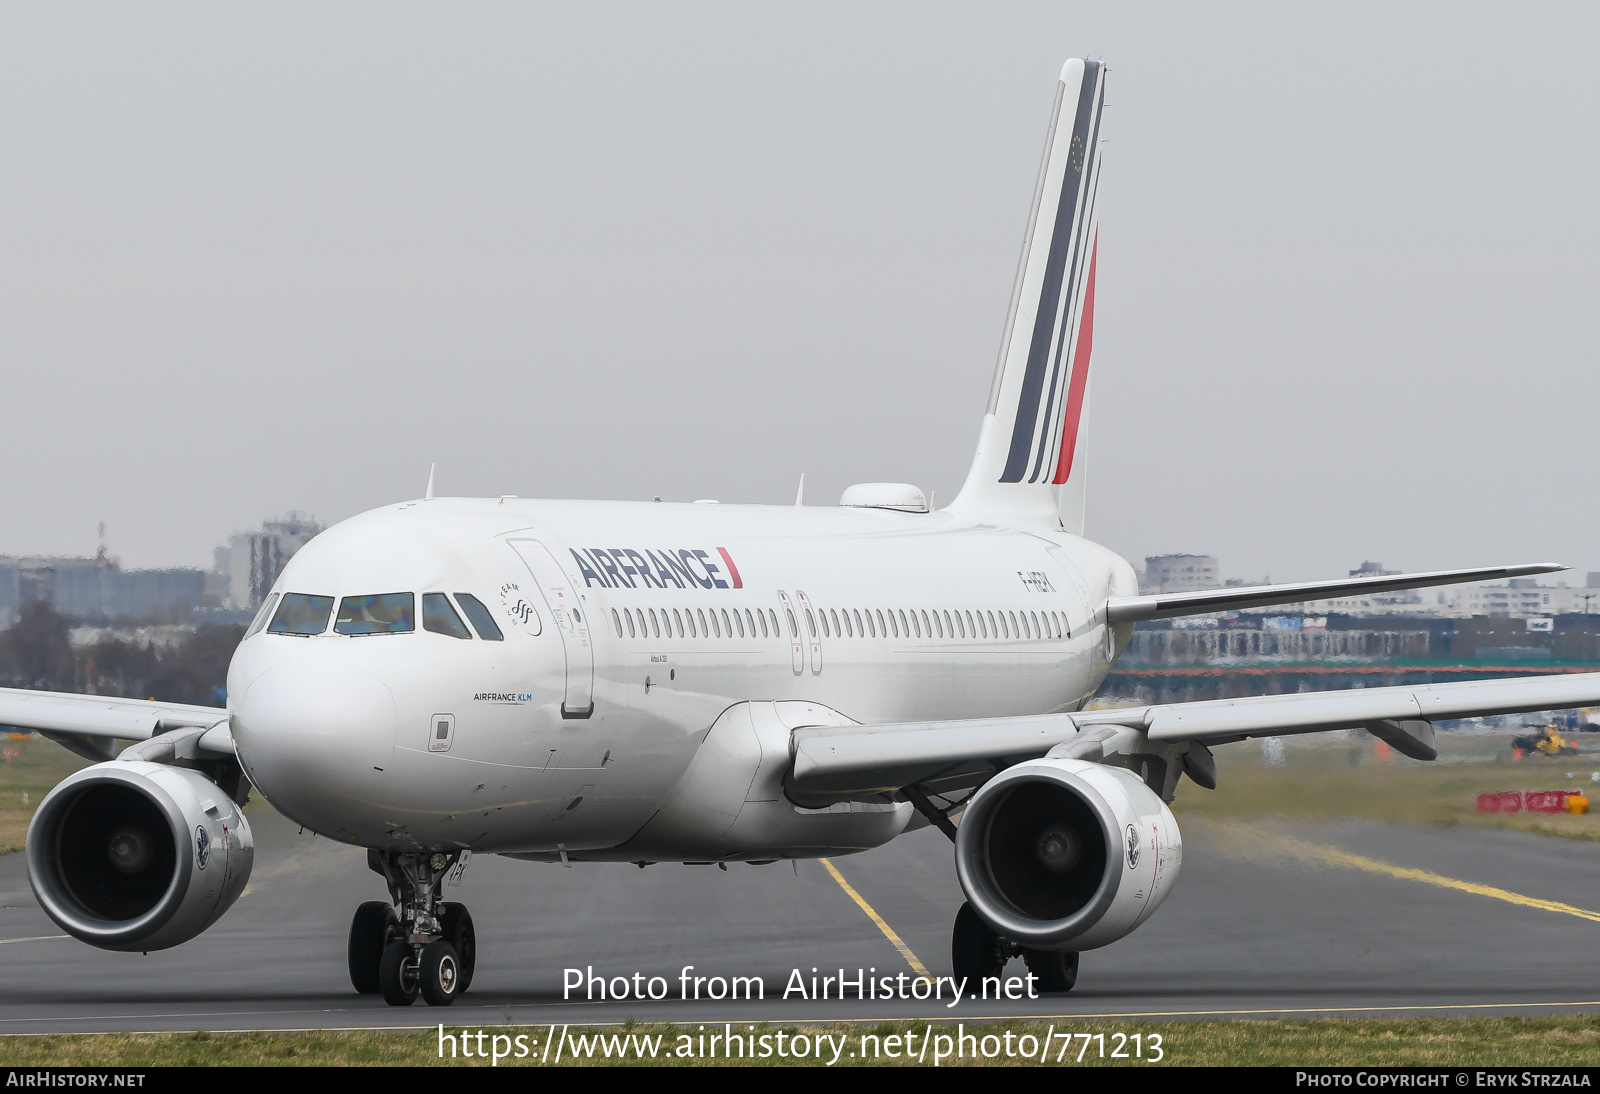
[818,857,932,977]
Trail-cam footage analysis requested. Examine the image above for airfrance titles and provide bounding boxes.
[569,547,744,591]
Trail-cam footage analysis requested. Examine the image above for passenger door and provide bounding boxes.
[507,539,595,718]
[794,590,823,675]
[775,591,805,676]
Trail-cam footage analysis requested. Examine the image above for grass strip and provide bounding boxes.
[1,1016,1598,1067]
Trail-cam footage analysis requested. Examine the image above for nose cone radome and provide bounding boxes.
[232,661,397,833]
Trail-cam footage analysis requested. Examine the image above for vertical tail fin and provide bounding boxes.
[949,59,1105,530]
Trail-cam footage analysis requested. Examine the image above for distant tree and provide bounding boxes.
[0,602,75,690]
[79,636,159,698]
[143,625,245,706]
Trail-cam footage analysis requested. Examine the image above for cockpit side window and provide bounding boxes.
[422,593,472,639]
[246,593,280,638]
[268,593,334,636]
[454,593,505,641]
[336,592,415,635]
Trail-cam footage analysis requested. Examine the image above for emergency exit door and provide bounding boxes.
[507,539,595,718]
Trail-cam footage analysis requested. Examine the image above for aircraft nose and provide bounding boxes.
[231,660,397,830]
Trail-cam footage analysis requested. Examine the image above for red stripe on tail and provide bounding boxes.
[1052,237,1097,485]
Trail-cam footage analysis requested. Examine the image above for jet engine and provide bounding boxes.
[954,756,1181,951]
[27,760,254,952]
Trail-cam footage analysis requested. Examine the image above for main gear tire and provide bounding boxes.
[951,902,1006,993]
[1024,947,1079,994]
[348,901,399,995]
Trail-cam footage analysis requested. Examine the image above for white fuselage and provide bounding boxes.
[226,497,1139,861]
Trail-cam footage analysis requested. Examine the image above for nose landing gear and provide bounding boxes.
[349,849,477,1006]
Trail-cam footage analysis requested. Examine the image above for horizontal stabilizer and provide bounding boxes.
[1104,563,1564,624]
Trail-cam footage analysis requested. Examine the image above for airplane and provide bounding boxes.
[6,58,1599,1009]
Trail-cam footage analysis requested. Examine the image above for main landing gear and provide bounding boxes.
[950,902,1078,995]
[348,850,477,1007]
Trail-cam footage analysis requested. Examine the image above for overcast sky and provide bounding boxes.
[2,3,1597,583]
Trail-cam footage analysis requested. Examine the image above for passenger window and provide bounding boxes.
[920,609,931,637]
[768,608,779,637]
[757,609,768,638]
[673,609,685,637]
[819,610,829,638]
[736,609,747,638]
[647,608,660,638]
[246,593,280,638]
[888,611,899,638]
[932,610,943,638]
[900,609,911,637]
[453,594,505,641]
[1009,611,1019,638]
[336,593,414,635]
[268,592,332,636]
[866,611,877,638]
[805,609,816,637]
[851,609,862,637]
[1030,611,1041,639]
[721,608,731,638]
[626,610,637,638]
[785,608,798,638]
[687,609,698,638]
[423,593,472,639]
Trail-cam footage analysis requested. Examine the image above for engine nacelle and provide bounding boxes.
[27,760,254,952]
[954,757,1181,951]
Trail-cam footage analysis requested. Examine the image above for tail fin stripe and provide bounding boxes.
[1000,60,1102,484]
[1052,236,1097,485]
[1029,95,1106,483]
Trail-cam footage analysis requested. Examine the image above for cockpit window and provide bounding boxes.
[268,593,334,636]
[246,593,280,638]
[454,593,504,641]
[422,593,471,639]
[336,592,415,635]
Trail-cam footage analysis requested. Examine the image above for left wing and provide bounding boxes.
[0,687,230,761]
[786,672,1600,807]
[1106,562,1562,624]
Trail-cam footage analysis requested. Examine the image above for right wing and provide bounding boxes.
[786,671,1600,806]
[0,687,230,762]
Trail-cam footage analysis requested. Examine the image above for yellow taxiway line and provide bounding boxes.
[818,858,931,978]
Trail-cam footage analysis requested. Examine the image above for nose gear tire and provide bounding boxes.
[419,940,461,1006]
[438,902,476,993]
[379,940,419,1006]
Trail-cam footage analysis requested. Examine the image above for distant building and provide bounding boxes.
[216,514,322,611]
[1142,554,1219,594]
[0,554,207,625]
[1446,575,1600,618]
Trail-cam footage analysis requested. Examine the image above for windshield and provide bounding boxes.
[336,593,415,635]
[268,593,334,636]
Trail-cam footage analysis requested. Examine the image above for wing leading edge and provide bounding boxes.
[1106,563,1563,624]
[787,671,1600,805]
[0,687,230,762]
